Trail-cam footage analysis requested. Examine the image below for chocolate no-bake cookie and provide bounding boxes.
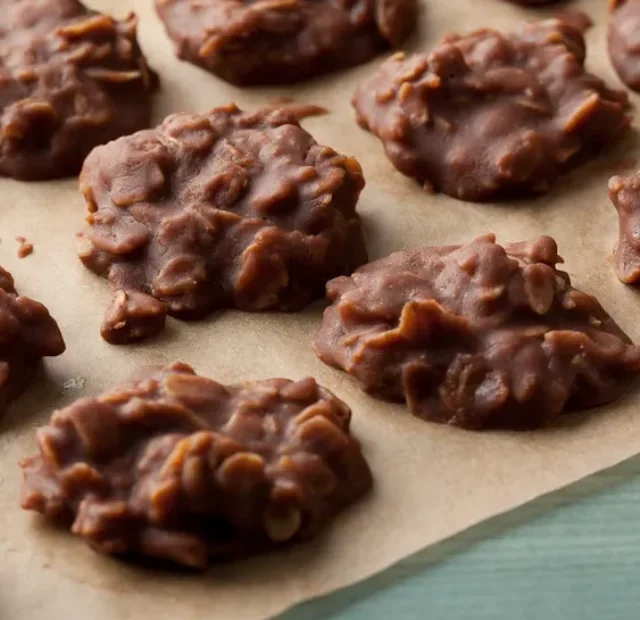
[20,362,372,568]
[314,235,640,430]
[154,0,417,85]
[0,265,65,416]
[609,0,640,92]
[352,19,629,202]
[0,0,158,180]
[77,103,367,319]
[610,171,640,284]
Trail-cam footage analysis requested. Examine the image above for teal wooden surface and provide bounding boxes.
[282,456,640,619]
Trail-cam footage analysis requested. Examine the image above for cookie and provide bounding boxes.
[154,0,417,85]
[20,363,372,568]
[77,104,367,319]
[609,0,640,92]
[0,0,158,180]
[314,234,640,430]
[352,19,629,201]
[0,265,65,415]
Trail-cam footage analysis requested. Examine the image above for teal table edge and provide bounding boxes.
[281,455,640,620]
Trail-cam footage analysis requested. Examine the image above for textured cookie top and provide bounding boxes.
[21,363,372,568]
[78,103,367,318]
[155,0,417,84]
[314,234,640,429]
[0,0,157,180]
[0,265,66,414]
[609,0,640,92]
[353,19,629,201]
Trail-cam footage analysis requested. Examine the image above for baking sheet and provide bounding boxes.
[2,0,640,618]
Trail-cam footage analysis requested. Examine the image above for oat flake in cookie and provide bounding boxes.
[0,0,158,181]
[609,0,640,92]
[352,19,629,202]
[77,103,367,319]
[154,0,417,85]
[314,235,640,430]
[0,265,65,416]
[20,363,372,568]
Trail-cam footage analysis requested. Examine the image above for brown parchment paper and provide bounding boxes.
[2,0,640,618]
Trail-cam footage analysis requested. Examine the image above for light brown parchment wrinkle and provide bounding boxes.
[1,1,640,619]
